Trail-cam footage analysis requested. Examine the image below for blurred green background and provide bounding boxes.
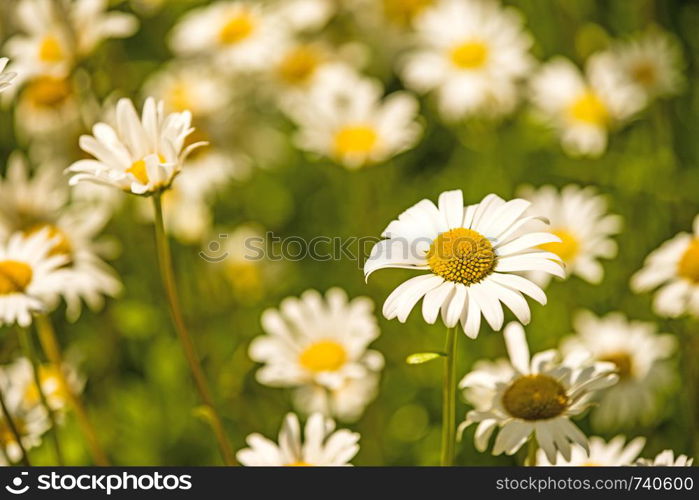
[2,0,699,465]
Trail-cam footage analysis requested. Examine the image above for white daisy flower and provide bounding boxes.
[537,435,646,466]
[0,154,122,321]
[611,29,684,100]
[143,63,231,117]
[13,75,80,136]
[5,0,137,78]
[250,288,383,420]
[561,311,677,430]
[0,362,49,465]
[4,357,84,415]
[67,97,204,195]
[0,58,17,93]
[168,1,282,72]
[636,450,694,467]
[400,0,533,121]
[0,231,66,328]
[631,213,699,317]
[237,412,360,466]
[284,64,422,169]
[365,190,565,338]
[459,322,618,464]
[529,54,645,157]
[517,184,622,286]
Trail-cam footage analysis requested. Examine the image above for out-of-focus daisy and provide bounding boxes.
[272,0,335,33]
[537,435,645,466]
[237,412,360,466]
[381,0,435,26]
[631,214,699,317]
[143,63,230,117]
[517,184,622,286]
[0,231,66,327]
[636,450,694,467]
[293,372,382,422]
[14,75,80,135]
[365,190,564,338]
[250,288,383,420]
[460,322,618,463]
[0,363,49,465]
[169,1,281,72]
[284,64,422,169]
[67,97,204,195]
[0,58,17,92]
[5,0,137,77]
[611,30,684,100]
[5,357,84,415]
[400,0,533,121]
[529,54,645,157]
[0,154,122,321]
[561,311,677,430]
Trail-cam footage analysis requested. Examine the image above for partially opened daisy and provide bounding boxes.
[237,412,360,466]
[631,214,699,317]
[169,1,281,72]
[537,435,645,466]
[561,311,677,430]
[67,97,203,195]
[517,184,622,286]
[364,190,564,338]
[400,0,533,121]
[0,231,66,328]
[283,64,422,169]
[459,322,618,464]
[636,450,694,467]
[611,29,684,101]
[250,288,383,421]
[0,58,17,93]
[529,54,644,157]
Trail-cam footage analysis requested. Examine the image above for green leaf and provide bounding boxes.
[406,352,446,365]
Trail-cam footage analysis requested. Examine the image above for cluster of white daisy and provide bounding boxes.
[0,0,694,468]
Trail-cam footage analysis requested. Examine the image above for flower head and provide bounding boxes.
[237,413,360,466]
[365,190,564,338]
[460,322,618,463]
[631,213,699,317]
[67,97,203,195]
[518,184,622,286]
[401,0,533,120]
[529,54,645,156]
[250,288,383,420]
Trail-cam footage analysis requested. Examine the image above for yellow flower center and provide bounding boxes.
[23,76,72,108]
[502,374,569,421]
[383,0,434,25]
[126,154,166,185]
[24,224,73,259]
[299,340,347,373]
[0,260,33,296]
[288,461,312,466]
[450,40,489,69]
[278,45,322,86]
[24,366,67,406]
[569,91,609,126]
[219,12,255,45]
[583,461,601,466]
[540,229,580,263]
[38,36,64,63]
[600,352,633,380]
[427,228,496,285]
[631,61,657,87]
[334,126,379,156]
[677,239,699,283]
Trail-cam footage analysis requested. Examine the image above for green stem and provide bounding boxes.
[526,437,538,466]
[0,385,30,466]
[35,315,109,465]
[440,326,458,466]
[18,327,64,465]
[152,194,236,466]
